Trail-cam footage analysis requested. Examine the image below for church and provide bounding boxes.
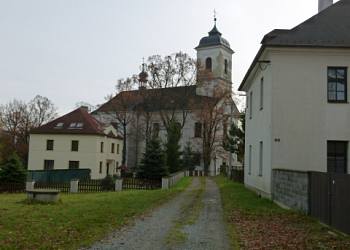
[92,18,240,175]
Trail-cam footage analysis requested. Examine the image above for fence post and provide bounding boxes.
[70,179,79,193]
[162,177,169,189]
[26,180,35,191]
[115,178,123,191]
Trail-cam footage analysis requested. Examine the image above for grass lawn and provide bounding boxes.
[0,177,192,250]
[213,174,350,249]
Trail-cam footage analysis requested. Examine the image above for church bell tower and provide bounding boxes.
[195,15,234,96]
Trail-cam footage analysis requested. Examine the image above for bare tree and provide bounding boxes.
[195,83,237,175]
[145,52,197,132]
[0,96,58,165]
[100,76,140,165]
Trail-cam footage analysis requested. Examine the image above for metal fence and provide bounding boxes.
[309,172,350,235]
[78,180,114,193]
[123,178,161,190]
[0,182,26,194]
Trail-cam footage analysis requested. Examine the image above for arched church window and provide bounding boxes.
[205,58,212,72]
[224,59,228,74]
[153,123,159,137]
[194,122,202,138]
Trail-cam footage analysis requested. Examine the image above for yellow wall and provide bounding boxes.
[28,132,122,179]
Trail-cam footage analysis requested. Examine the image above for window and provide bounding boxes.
[224,59,228,75]
[100,142,104,153]
[69,161,79,169]
[69,123,77,128]
[44,160,54,170]
[46,140,54,150]
[328,67,347,102]
[193,153,201,166]
[71,140,79,151]
[76,123,83,128]
[249,91,253,119]
[55,122,63,128]
[194,122,202,138]
[116,161,119,172]
[223,123,228,136]
[111,143,115,153]
[176,122,181,131]
[99,162,103,173]
[327,141,347,173]
[106,163,109,175]
[205,57,212,71]
[248,145,252,174]
[259,142,263,176]
[153,123,159,137]
[260,77,264,110]
[117,144,120,154]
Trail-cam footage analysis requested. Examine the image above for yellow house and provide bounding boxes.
[28,108,123,179]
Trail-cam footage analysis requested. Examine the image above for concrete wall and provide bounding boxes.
[273,169,310,214]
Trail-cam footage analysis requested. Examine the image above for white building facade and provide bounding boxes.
[239,0,350,198]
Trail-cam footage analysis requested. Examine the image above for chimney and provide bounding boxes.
[80,106,89,112]
[318,0,333,12]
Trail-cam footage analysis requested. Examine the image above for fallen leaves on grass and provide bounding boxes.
[228,209,350,249]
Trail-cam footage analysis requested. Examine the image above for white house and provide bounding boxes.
[238,0,350,199]
[92,19,240,175]
[28,107,123,179]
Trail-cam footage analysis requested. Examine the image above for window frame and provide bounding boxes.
[99,162,103,173]
[259,141,263,176]
[327,67,347,103]
[249,91,253,119]
[194,122,202,138]
[117,144,120,154]
[153,123,160,137]
[100,142,104,153]
[206,57,212,72]
[193,153,201,166]
[327,141,348,173]
[260,77,264,110]
[46,139,54,151]
[71,140,79,151]
[44,159,54,170]
[248,145,252,174]
[69,161,79,169]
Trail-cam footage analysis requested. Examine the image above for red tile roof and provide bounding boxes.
[30,108,107,136]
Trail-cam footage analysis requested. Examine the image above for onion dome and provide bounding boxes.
[195,18,231,50]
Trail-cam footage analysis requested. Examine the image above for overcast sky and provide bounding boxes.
[0,0,339,115]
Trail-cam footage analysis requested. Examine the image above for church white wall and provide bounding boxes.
[196,46,233,82]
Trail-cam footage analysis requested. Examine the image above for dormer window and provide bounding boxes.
[55,122,64,129]
[205,57,212,72]
[68,122,84,129]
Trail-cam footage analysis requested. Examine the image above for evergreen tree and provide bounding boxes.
[137,136,168,180]
[182,140,194,170]
[222,110,245,162]
[0,154,28,183]
[165,120,182,173]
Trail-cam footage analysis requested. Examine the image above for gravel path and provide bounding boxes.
[85,177,231,250]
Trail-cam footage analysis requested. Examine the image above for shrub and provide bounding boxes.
[0,154,28,183]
